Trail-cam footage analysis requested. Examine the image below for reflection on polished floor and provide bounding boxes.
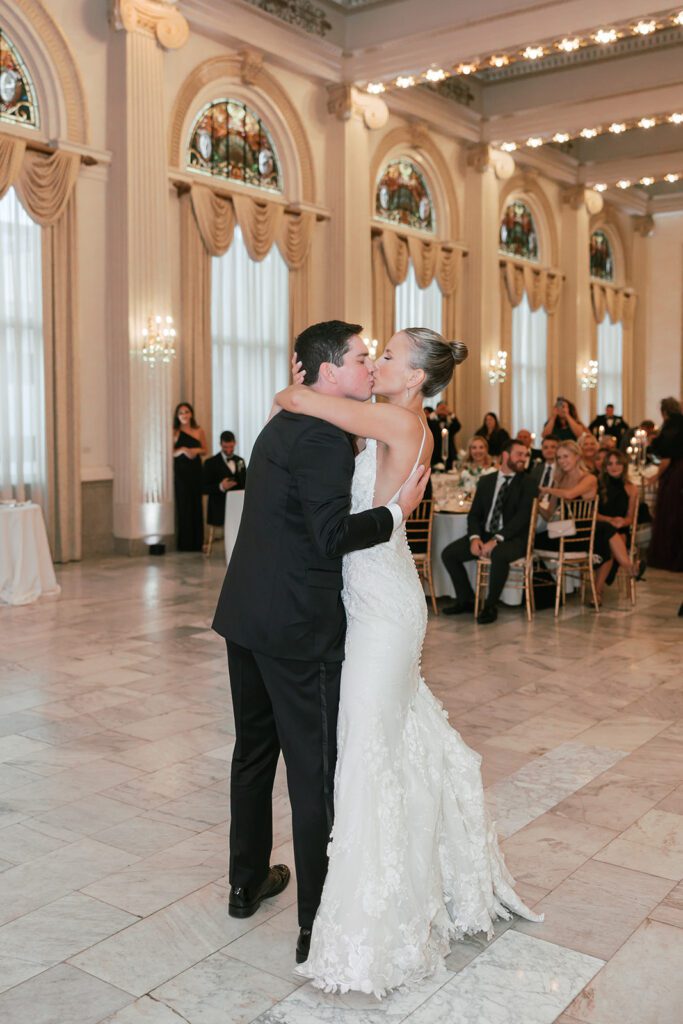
[0,554,681,1024]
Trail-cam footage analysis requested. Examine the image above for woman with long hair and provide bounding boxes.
[595,450,639,599]
[648,396,683,572]
[462,435,496,475]
[474,411,510,456]
[542,397,585,441]
[173,402,207,551]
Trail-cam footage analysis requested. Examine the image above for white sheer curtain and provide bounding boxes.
[395,263,443,402]
[0,188,45,504]
[511,292,547,439]
[211,226,289,461]
[597,317,623,413]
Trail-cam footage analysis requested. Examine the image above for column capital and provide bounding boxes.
[633,214,655,237]
[562,185,603,215]
[326,85,388,129]
[240,48,264,85]
[111,0,189,49]
[466,144,514,180]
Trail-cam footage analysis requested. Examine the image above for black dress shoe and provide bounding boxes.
[296,927,312,964]
[228,864,290,919]
[442,600,475,616]
[477,606,498,624]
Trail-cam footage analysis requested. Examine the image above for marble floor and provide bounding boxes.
[0,554,681,1024]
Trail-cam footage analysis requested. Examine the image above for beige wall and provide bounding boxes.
[646,212,683,420]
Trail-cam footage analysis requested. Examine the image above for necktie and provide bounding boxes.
[542,464,552,488]
[489,476,512,534]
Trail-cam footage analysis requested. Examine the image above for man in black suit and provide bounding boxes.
[428,401,461,469]
[589,404,629,445]
[202,430,247,527]
[212,321,427,964]
[530,435,559,490]
[441,439,535,624]
[516,428,543,470]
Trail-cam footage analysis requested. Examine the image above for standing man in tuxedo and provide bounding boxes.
[212,321,428,965]
[441,438,535,624]
[589,404,629,445]
[428,401,461,469]
[202,431,247,529]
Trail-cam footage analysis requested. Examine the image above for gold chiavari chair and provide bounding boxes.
[534,496,599,616]
[474,499,540,622]
[406,498,438,615]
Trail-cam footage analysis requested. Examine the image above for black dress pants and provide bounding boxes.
[226,641,341,929]
[441,531,526,608]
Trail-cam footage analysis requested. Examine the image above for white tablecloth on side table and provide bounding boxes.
[430,511,522,606]
[0,503,61,606]
[224,490,246,567]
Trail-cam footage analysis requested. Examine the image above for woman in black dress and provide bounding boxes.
[542,398,585,442]
[594,450,639,599]
[474,411,510,457]
[648,397,683,572]
[173,402,207,551]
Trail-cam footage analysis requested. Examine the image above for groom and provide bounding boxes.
[212,320,428,963]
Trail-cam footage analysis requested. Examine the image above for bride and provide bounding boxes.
[273,327,542,998]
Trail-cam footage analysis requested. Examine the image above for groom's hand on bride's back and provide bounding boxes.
[397,465,430,520]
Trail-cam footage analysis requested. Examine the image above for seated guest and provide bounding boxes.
[442,439,535,624]
[594,444,612,473]
[474,411,510,457]
[531,435,559,490]
[460,435,497,480]
[542,397,585,441]
[516,428,542,468]
[589,403,629,445]
[428,401,462,468]
[594,450,639,600]
[202,430,247,527]
[578,432,600,474]
[537,441,636,606]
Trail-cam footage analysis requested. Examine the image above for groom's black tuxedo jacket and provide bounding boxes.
[212,410,393,662]
[467,471,535,543]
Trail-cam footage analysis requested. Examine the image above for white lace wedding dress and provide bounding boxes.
[295,431,542,998]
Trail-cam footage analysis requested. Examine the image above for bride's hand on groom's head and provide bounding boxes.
[291,351,306,386]
[397,464,430,520]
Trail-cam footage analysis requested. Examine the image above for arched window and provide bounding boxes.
[589,229,614,281]
[188,99,282,193]
[375,157,435,233]
[499,200,538,262]
[0,27,39,128]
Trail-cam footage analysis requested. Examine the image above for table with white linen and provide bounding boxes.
[430,510,522,606]
[0,503,61,606]
[224,490,246,566]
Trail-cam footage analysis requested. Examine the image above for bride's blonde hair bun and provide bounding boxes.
[403,328,468,397]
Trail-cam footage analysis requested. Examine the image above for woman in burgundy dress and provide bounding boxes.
[648,397,683,573]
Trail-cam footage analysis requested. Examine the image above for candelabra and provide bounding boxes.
[488,351,507,385]
[141,315,177,366]
[580,359,599,390]
[626,428,648,469]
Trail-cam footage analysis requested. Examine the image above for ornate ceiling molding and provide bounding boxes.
[111,0,189,49]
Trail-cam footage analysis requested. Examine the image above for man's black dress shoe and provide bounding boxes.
[442,600,475,616]
[296,927,312,964]
[477,606,498,624]
[228,864,290,919]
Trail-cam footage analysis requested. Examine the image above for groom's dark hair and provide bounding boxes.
[295,320,363,385]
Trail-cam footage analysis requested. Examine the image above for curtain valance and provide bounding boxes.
[0,136,79,226]
[591,281,637,327]
[500,259,562,314]
[374,227,465,296]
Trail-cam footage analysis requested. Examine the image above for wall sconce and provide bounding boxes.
[580,359,599,390]
[142,315,177,365]
[488,350,507,385]
[362,336,379,360]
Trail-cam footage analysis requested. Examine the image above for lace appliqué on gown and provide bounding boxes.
[295,439,542,998]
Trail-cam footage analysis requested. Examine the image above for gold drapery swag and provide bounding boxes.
[0,135,81,563]
[590,281,637,327]
[180,183,317,441]
[500,259,562,314]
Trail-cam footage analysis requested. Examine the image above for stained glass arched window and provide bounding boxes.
[375,157,434,233]
[0,28,38,128]
[187,99,282,192]
[589,229,614,281]
[499,200,539,262]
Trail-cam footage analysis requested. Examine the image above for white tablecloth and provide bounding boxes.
[0,503,61,606]
[224,490,246,567]
[431,511,522,606]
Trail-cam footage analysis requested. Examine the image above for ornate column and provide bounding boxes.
[326,85,387,334]
[462,145,513,439]
[108,0,189,552]
[560,186,602,424]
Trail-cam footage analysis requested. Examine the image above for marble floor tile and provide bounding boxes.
[648,879,683,928]
[101,995,197,1023]
[567,920,683,1024]
[486,710,599,757]
[0,819,79,864]
[144,784,227,832]
[500,812,617,891]
[573,714,673,752]
[403,932,603,1024]
[655,782,683,815]
[514,859,673,959]
[152,950,296,1023]
[93,815,195,858]
[0,964,132,1024]
[610,737,683,785]
[33,793,141,837]
[594,809,683,880]
[552,769,675,832]
[220,904,306,985]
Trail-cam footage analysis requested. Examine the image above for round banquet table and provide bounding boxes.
[224,490,246,567]
[0,503,61,606]
[431,510,522,606]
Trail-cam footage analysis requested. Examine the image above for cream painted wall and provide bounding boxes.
[646,212,683,419]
